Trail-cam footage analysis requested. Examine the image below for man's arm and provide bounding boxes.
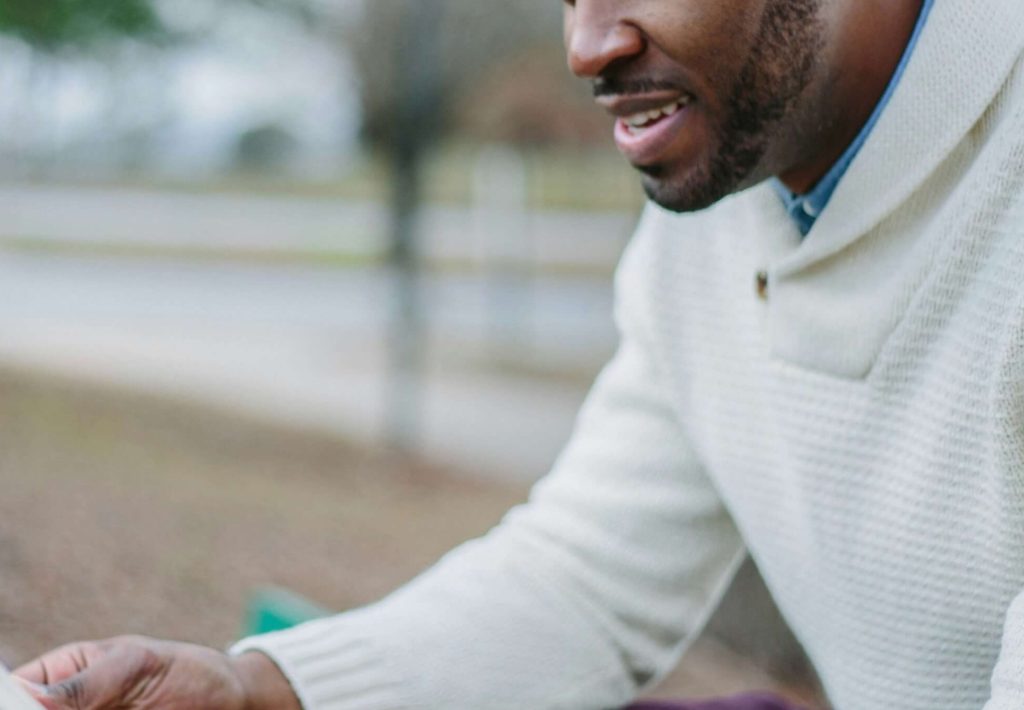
[233,652,302,710]
[227,217,746,709]
[14,638,298,710]
[18,212,746,709]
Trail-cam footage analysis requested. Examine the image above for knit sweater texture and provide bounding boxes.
[234,2,1024,708]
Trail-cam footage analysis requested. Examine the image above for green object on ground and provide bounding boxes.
[244,587,331,636]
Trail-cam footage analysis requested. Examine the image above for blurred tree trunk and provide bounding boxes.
[386,0,445,451]
[349,1,563,149]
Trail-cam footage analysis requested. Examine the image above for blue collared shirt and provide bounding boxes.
[773,0,935,236]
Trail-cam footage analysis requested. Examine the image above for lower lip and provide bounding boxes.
[614,105,692,167]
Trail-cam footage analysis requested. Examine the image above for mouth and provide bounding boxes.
[619,96,692,133]
[598,92,697,168]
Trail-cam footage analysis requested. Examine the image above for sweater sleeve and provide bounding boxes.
[230,221,747,710]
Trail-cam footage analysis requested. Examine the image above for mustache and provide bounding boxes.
[592,76,688,98]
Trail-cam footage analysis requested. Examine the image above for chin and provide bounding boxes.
[638,149,773,214]
[640,170,730,214]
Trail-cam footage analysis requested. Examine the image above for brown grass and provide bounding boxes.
[0,368,823,706]
[0,368,526,665]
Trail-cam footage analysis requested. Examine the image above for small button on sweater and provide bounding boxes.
[234,2,1024,708]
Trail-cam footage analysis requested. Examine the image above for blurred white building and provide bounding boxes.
[0,0,364,180]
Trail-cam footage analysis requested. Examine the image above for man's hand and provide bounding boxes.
[13,636,301,710]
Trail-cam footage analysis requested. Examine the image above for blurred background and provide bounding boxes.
[0,0,821,704]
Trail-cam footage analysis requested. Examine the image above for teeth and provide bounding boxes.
[623,97,690,131]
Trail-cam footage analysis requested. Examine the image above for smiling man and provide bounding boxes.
[16,1,1024,709]
[583,0,829,211]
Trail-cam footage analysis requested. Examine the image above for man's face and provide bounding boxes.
[564,0,827,212]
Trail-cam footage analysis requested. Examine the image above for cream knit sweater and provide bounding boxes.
[234,2,1024,708]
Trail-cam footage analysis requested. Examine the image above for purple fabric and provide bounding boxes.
[628,692,806,710]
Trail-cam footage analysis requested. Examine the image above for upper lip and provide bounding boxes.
[595,90,693,119]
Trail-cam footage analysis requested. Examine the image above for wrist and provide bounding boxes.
[230,651,302,710]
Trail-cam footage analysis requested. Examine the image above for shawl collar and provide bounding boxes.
[762,0,1024,378]
[788,0,1024,266]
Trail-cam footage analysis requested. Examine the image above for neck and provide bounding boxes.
[778,0,924,194]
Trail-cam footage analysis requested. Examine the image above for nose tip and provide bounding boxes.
[566,21,645,79]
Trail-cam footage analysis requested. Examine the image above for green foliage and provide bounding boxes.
[0,0,165,52]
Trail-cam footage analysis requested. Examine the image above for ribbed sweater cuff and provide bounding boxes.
[229,615,411,710]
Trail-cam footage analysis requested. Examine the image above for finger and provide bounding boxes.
[46,642,164,710]
[14,678,61,710]
[14,643,105,686]
[14,675,48,695]
[13,659,47,685]
[44,664,119,710]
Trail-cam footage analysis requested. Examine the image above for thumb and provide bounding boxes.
[8,676,51,710]
[40,668,101,710]
[41,654,140,710]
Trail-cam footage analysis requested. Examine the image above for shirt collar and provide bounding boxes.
[772,0,935,236]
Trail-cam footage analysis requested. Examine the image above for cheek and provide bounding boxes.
[644,2,767,89]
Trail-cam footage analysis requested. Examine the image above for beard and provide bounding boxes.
[645,0,826,212]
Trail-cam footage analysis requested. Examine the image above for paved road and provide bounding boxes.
[0,184,638,272]
[0,251,619,481]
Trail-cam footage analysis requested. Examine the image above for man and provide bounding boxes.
[16,0,1024,708]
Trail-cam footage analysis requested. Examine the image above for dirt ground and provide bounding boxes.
[0,368,820,705]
